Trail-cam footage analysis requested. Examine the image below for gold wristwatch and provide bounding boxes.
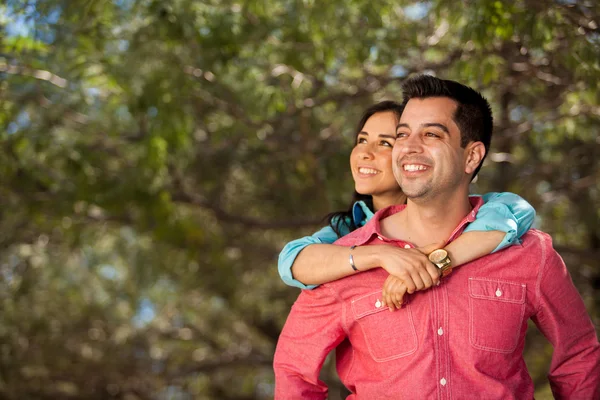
[428,249,453,278]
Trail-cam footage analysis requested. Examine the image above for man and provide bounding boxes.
[273,75,600,399]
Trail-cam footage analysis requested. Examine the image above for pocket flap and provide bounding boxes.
[469,278,526,304]
[351,290,387,319]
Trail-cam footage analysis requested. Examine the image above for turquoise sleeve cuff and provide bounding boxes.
[464,202,520,253]
[469,191,536,252]
[277,225,340,290]
[479,192,536,239]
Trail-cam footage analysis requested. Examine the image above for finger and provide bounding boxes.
[381,276,394,308]
[382,277,394,309]
[408,271,425,292]
[399,273,417,294]
[385,287,396,311]
[394,285,407,307]
[417,264,434,289]
[385,277,404,311]
[425,261,442,285]
[386,279,402,311]
[391,289,403,310]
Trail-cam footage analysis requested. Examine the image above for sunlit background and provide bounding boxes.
[1,1,599,399]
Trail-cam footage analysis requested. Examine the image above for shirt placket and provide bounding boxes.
[431,283,451,400]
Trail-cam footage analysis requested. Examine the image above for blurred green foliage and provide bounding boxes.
[0,0,599,399]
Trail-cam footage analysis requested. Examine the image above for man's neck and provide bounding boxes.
[380,189,473,247]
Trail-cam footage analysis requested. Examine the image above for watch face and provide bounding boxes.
[429,249,448,263]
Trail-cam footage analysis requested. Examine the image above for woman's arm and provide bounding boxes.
[278,225,340,290]
[281,192,536,293]
[279,225,439,291]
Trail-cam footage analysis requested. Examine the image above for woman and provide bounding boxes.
[278,101,534,309]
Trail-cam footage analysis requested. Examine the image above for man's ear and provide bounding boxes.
[464,142,486,175]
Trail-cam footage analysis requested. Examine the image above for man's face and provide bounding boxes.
[392,97,471,201]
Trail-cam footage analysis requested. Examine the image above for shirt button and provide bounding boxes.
[377,235,384,241]
[403,244,411,249]
[440,378,447,386]
[375,300,382,308]
[496,289,502,297]
[437,327,444,336]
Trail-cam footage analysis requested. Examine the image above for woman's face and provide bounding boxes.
[350,111,404,206]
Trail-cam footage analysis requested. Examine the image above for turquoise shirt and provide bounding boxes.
[278,192,536,290]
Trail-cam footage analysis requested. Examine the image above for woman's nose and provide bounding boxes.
[359,148,375,159]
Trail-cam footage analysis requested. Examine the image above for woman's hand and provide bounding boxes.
[382,274,409,310]
[379,242,444,310]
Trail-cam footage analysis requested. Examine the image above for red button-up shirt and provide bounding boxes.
[274,199,600,399]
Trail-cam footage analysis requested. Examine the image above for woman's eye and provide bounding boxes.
[357,137,367,144]
[380,141,393,147]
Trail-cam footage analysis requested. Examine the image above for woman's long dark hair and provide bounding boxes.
[326,100,404,237]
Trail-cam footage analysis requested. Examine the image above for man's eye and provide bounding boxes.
[396,132,408,138]
[425,132,440,138]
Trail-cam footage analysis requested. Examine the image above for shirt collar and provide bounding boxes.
[352,200,374,227]
[341,196,484,247]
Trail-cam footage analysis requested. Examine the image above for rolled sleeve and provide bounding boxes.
[466,192,536,253]
[277,225,341,290]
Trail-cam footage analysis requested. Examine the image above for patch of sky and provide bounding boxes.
[85,87,101,98]
[510,106,526,122]
[98,264,119,280]
[115,0,136,10]
[6,110,30,134]
[133,297,156,327]
[536,180,551,195]
[147,106,158,118]
[390,65,407,78]
[158,386,192,400]
[115,105,132,122]
[7,122,18,135]
[118,39,129,51]
[324,74,338,86]
[46,7,61,24]
[586,32,599,45]
[210,296,226,310]
[404,2,431,21]
[4,13,32,37]
[369,46,379,61]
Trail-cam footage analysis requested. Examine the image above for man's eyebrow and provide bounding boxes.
[396,122,450,134]
[423,123,449,134]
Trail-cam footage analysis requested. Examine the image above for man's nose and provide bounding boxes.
[395,135,423,154]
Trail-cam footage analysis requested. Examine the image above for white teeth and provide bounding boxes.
[358,167,379,175]
[403,164,427,172]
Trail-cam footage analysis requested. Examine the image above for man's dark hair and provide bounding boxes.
[400,75,493,179]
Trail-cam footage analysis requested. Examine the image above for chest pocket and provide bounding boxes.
[469,278,526,353]
[351,290,418,362]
